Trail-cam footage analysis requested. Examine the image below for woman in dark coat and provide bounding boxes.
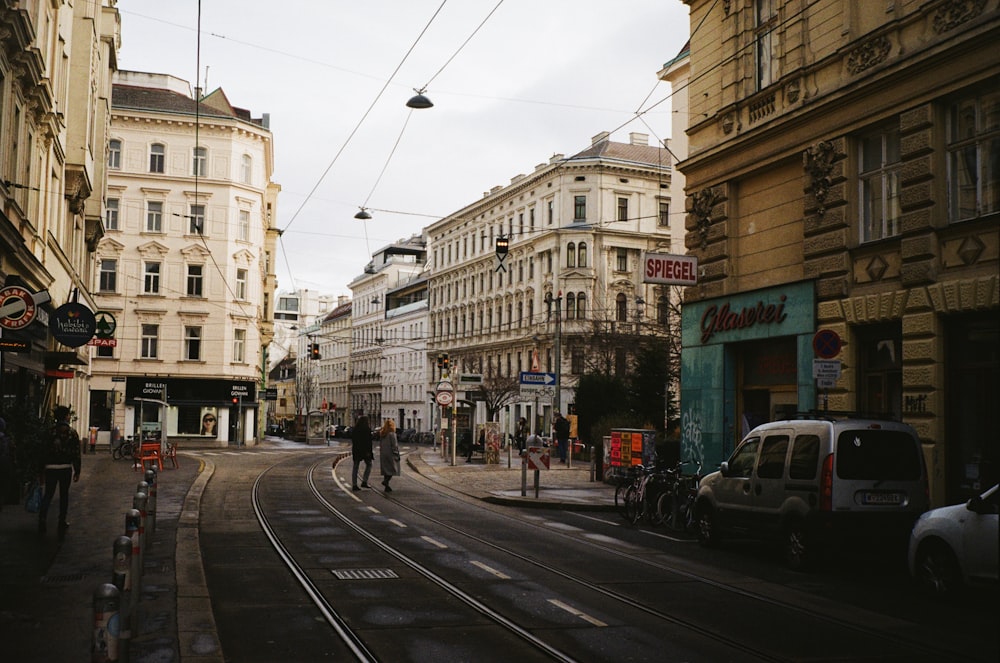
[351,416,374,491]
[379,418,400,492]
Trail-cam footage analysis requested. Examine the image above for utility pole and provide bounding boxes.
[546,292,563,416]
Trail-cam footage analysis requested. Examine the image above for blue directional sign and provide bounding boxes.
[520,371,556,386]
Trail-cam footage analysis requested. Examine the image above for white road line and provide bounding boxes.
[388,518,407,528]
[470,560,510,579]
[548,599,607,627]
[421,536,448,549]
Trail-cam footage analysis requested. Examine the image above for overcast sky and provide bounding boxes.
[118,0,691,297]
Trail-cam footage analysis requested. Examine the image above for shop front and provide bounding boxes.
[680,281,817,471]
[124,376,258,448]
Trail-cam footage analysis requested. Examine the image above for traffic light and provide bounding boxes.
[442,353,449,372]
[436,353,444,369]
[310,342,320,360]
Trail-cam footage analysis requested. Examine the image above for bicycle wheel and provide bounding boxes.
[112,444,125,460]
[623,485,642,524]
[656,490,675,528]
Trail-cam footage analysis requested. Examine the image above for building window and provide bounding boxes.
[571,348,584,374]
[144,262,161,294]
[238,209,250,241]
[566,293,576,320]
[149,143,165,173]
[574,195,586,222]
[146,201,163,232]
[547,200,554,225]
[755,0,779,91]
[657,295,670,325]
[96,343,114,359]
[530,207,535,230]
[186,264,204,297]
[105,198,119,230]
[236,268,248,300]
[108,139,121,169]
[192,146,207,177]
[99,259,117,292]
[141,324,159,359]
[617,197,629,221]
[241,154,252,184]
[857,323,903,421]
[616,247,628,272]
[948,89,1000,222]
[576,292,586,319]
[658,201,670,227]
[566,242,576,268]
[616,293,628,322]
[859,125,902,242]
[528,256,534,279]
[184,326,202,361]
[234,329,246,363]
[189,204,205,234]
[578,242,587,268]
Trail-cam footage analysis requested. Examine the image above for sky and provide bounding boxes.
[117,0,691,297]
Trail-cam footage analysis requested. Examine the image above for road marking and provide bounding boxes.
[548,599,607,627]
[388,518,407,528]
[471,560,510,579]
[421,536,448,549]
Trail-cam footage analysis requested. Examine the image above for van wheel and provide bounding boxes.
[914,541,961,598]
[783,521,812,571]
[696,504,718,547]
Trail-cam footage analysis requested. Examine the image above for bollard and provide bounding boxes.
[124,509,142,633]
[133,491,147,572]
[92,583,121,662]
[589,445,595,482]
[143,469,157,534]
[112,536,132,662]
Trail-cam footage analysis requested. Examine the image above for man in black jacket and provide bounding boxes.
[553,412,570,464]
[38,405,82,535]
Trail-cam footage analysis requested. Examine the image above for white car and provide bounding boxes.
[908,483,999,597]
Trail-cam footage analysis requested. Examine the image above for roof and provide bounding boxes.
[566,138,669,168]
[112,84,266,127]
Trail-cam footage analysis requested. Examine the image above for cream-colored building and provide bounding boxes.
[427,132,674,435]
[679,0,999,505]
[317,297,352,429]
[0,1,120,430]
[92,71,279,447]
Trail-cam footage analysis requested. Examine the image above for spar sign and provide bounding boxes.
[642,252,698,286]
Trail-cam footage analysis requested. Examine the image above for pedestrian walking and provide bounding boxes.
[0,416,16,510]
[515,417,529,451]
[379,418,400,492]
[553,411,570,463]
[37,405,82,535]
[351,416,374,491]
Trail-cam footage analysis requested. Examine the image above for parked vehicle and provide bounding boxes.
[695,416,928,570]
[908,483,998,598]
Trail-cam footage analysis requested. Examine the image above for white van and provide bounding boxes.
[695,417,929,569]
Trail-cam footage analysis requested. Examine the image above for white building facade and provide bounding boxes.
[426,132,675,435]
[93,71,279,447]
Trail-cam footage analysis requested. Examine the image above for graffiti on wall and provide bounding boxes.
[681,406,705,468]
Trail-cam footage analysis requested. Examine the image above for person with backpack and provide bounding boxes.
[37,405,82,535]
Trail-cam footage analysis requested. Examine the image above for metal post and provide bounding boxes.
[112,535,132,661]
[92,583,121,662]
[143,469,157,534]
[124,510,141,629]
[521,451,527,497]
[589,445,595,482]
[132,491,147,589]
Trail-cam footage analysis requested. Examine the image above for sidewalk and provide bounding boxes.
[0,439,615,662]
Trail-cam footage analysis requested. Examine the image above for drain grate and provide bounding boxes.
[331,568,399,580]
[41,573,86,584]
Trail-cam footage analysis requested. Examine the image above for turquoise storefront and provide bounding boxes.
[680,281,818,471]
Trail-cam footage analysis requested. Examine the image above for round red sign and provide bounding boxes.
[812,329,842,359]
[0,286,36,330]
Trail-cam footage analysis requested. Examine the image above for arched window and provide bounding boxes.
[565,293,576,320]
[616,293,628,322]
[578,241,587,267]
[566,242,576,268]
[576,292,586,319]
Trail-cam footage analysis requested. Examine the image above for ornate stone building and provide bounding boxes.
[679,0,999,504]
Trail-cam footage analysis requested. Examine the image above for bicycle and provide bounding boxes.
[657,459,702,531]
[112,436,137,461]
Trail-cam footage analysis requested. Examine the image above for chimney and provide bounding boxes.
[591,131,611,146]
[629,132,649,146]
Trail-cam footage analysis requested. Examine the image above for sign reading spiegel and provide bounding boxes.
[642,252,698,286]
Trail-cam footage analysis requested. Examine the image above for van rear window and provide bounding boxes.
[836,430,922,480]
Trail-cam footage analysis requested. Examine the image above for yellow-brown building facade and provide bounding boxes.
[678,0,999,506]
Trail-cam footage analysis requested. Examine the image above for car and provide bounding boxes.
[694,416,929,570]
[398,428,416,444]
[908,483,998,598]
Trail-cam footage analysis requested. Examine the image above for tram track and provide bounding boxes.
[247,452,986,663]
